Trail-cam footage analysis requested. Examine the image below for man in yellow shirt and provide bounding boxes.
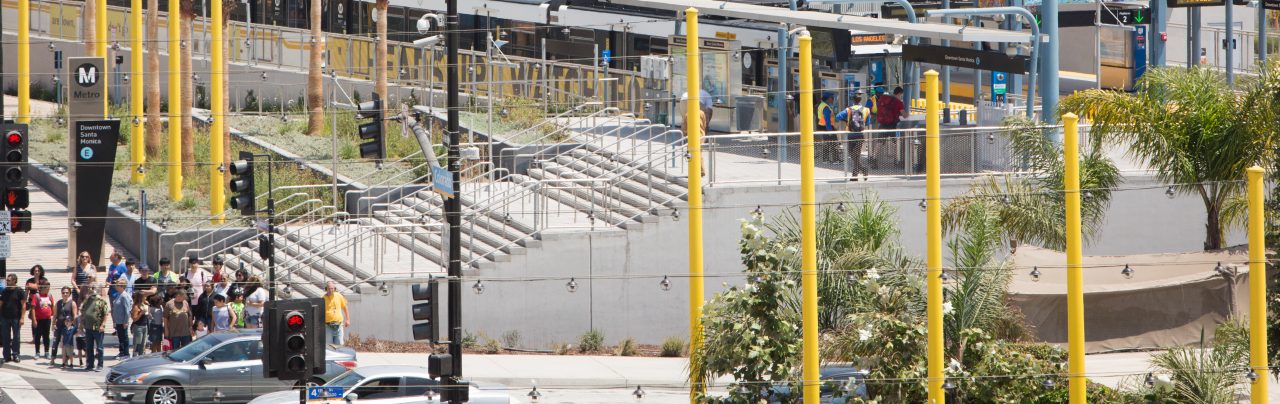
[323,281,349,345]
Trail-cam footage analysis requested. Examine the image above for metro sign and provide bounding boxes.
[76,63,99,87]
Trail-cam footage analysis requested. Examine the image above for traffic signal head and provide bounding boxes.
[3,188,28,210]
[0,124,28,190]
[262,298,326,381]
[228,152,256,216]
[411,281,441,343]
[283,310,307,373]
[9,210,31,233]
[356,94,385,161]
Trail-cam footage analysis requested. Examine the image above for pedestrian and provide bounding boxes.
[817,92,840,164]
[146,294,164,354]
[210,294,236,332]
[212,272,233,299]
[50,286,78,366]
[105,251,127,300]
[130,292,150,356]
[0,273,29,363]
[209,256,228,284]
[73,251,96,302]
[24,264,47,300]
[123,259,142,295]
[229,288,247,329]
[80,285,109,371]
[28,280,54,359]
[680,91,710,177]
[58,316,77,368]
[163,288,194,350]
[835,92,871,181]
[192,282,213,333]
[78,273,96,307]
[185,256,211,303]
[153,258,180,300]
[323,281,349,345]
[110,279,133,359]
[243,277,268,328]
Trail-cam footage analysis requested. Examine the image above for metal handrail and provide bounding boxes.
[159,192,319,263]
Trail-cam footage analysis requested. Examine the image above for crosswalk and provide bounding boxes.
[0,369,105,404]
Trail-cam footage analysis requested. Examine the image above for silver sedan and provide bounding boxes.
[248,365,511,404]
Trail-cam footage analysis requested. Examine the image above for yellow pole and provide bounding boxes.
[168,0,183,200]
[924,70,944,404]
[1247,165,1269,403]
[97,0,109,116]
[18,0,30,124]
[797,33,820,403]
[1063,113,1086,403]
[130,0,144,183]
[684,8,705,403]
[210,0,225,223]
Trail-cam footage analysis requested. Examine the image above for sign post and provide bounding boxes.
[65,57,116,268]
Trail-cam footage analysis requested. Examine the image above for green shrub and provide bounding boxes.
[500,330,521,349]
[461,330,478,349]
[660,336,685,357]
[482,337,501,354]
[578,329,604,353]
[616,337,638,356]
[552,342,572,355]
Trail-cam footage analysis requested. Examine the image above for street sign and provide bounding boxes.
[432,165,455,198]
[0,235,11,259]
[601,49,611,64]
[991,71,1008,96]
[902,44,1031,74]
[1053,9,1151,28]
[307,386,345,401]
[1166,0,1225,7]
[880,1,975,20]
[0,210,10,234]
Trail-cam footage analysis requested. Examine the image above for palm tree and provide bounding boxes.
[1059,66,1280,250]
[145,0,162,155]
[179,0,195,175]
[82,0,96,55]
[942,116,1121,251]
[305,0,323,136]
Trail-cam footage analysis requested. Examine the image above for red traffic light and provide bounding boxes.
[4,131,21,147]
[285,312,305,331]
[9,210,31,233]
[4,188,28,210]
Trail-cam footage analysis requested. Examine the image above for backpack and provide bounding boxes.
[845,106,866,132]
[81,296,107,329]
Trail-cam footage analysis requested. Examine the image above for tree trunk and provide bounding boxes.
[180,3,195,175]
[375,0,389,115]
[145,0,162,155]
[305,0,324,136]
[222,0,235,164]
[1205,201,1225,251]
[82,0,96,55]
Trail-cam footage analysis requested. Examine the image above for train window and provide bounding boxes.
[285,0,308,29]
[387,6,408,43]
[229,0,248,25]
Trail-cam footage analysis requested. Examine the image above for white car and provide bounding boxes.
[248,365,510,404]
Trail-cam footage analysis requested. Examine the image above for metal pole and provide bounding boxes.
[1192,8,1202,68]
[1041,0,1059,122]
[1261,0,1268,63]
[942,0,951,109]
[1152,0,1167,66]
[331,75,338,211]
[797,33,819,404]
[777,25,789,166]
[1227,1,1235,86]
[168,0,184,200]
[140,190,148,267]
[1247,166,1270,403]
[684,9,706,402]
[211,0,225,223]
[18,0,30,124]
[446,0,464,395]
[1063,112,1085,404]
[924,70,944,404]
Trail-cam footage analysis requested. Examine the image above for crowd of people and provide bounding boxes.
[0,250,275,371]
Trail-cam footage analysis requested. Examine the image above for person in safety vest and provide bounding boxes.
[816,92,840,163]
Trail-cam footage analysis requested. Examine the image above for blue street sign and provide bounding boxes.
[601,49,612,64]
[991,71,1008,96]
[307,386,345,401]
[432,165,455,198]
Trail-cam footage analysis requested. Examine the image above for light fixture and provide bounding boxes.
[672,209,680,221]
[1214,261,1231,278]
[217,164,226,173]
[836,202,847,213]
[987,133,995,144]
[527,387,542,401]
[1144,372,1155,387]
[1165,186,1175,199]
[939,271,950,282]
[562,27,571,35]
[1121,264,1134,279]
[1001,194,1010,204]
[49,42,56,51]
[1248,370,1260,383]
[282,285,293,297]
[1030,266,1041,282]
[659,276,671,291]
[132,117,141,126]
[72,221,83,231]
[180,40,187,49]
[473,280,485,294]
[942,380,956,390]
[123,74,130,83]
[1041,378,1055,389]
[919,199,927,211]
[632,385,646,400]
[566,278,578,293]
[752,205,763,216]
[760,147,769,156]
[1082,190,1093,200]
[112,42,121,51]
[137,165,146,174]
[261,72,269,81]
[378,282,389,296]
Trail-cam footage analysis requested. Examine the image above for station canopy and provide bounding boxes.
[611,0,1034,43]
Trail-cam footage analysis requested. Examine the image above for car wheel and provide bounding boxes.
[146,382,184,404]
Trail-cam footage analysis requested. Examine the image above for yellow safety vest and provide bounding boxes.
[817,102,833,127]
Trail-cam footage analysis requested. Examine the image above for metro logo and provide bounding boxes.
[76,63,98,87]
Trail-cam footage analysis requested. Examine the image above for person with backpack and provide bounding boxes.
[50,286,78,366]
[80,285,109,371]
[835,91,871,181]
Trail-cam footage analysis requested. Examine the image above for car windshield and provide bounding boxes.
[325,370,365,389]
[167,336,227,362]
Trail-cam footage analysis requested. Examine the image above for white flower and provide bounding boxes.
[864,267,880,281]
[948,358,963,372]
[858,328,872,342]
[942,302,954,315]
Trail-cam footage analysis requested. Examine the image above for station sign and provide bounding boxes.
[880,1,975,20]
[1166,0,1225,7]
[1052,9,1151,28]
[902,44,1030,74]
[851,33,889,45]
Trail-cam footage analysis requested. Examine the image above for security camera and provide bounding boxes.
[418,13,443,34]
[414,35,444,48]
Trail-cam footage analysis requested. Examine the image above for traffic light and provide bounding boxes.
[258,234,274,260]
[263,298,325,381]
[229,151,255,216]
[411,280,440,343]
[9,210,31,233]
[0,124,29,190]
[357,93,385,161]
[3,188,28,210]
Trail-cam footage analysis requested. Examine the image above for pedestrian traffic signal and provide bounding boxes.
[263,298,325,381]
[229,151,255,215]
[0,124,29,190]
[3,188,28,210]
[411,280,440,343]
[9,210,31,233]
[357,94,385,161]
[258,234,274,260]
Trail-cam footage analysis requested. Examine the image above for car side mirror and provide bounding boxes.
[199,357,213,369]
[344,393,359,403]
